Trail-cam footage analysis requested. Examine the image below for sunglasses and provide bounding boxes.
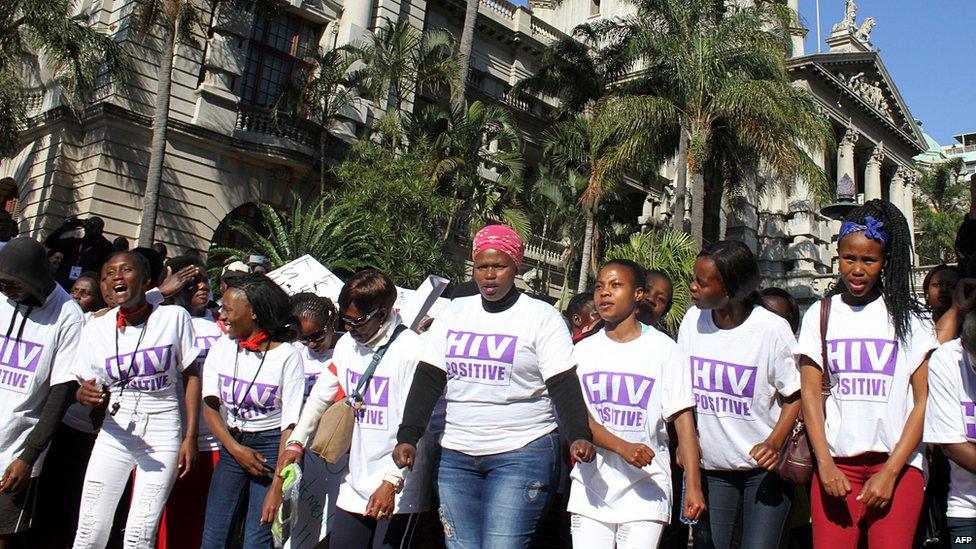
[340,307,382,328]
[299,329,331,345]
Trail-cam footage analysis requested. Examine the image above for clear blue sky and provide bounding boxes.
[799,0,975,146]
[513,0,975,146]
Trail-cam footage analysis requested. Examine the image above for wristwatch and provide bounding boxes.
[383,473,405,494]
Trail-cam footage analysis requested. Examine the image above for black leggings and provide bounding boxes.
[330,508,419,549]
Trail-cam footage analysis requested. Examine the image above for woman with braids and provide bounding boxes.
[200,274,305,548]
[71,251,201,548]
[797,199,937,548]
[677,241,801,549]
[290,292,339,399]
[287,292,346,544]
[393,225,596,548]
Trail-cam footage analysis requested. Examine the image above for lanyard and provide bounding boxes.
[110,313,151,416]
[229,346,269,426]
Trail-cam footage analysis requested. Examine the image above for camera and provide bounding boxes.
[65,217,96,230]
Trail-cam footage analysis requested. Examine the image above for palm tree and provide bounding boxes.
[513,23,631,120]
[543,111,641,292]
[285,47,359,200]
[604,229,698,333]
[453,0,479,110]
[914,158,967,264]
[134,0,279,248]
[406,101,528,240]
[1,0,127,157]
[528,164,588,302]
[208,192,377,273]
[346,18,458,148]
[591,0,833,245]
[133,0,201,247]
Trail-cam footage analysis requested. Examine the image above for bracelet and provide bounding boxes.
[285,443,304,455]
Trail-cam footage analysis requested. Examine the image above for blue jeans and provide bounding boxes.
[202,430,281,549]
[437,432,561,549]
[693,468,793,549]
[947,517,976,548]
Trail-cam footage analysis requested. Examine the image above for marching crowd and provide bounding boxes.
[0,193,973,549]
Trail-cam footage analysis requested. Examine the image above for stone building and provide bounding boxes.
[1,0,925,301]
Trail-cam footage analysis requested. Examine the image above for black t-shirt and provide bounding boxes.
[49,236,114,288]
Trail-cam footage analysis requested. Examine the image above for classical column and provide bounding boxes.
[864,143,884,201]
[903,170,918,263]
[336,0,374,46]
[837,129,859,190]
[890,166,909,214]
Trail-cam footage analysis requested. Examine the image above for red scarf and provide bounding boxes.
[116,302,150,331]
[238,331,269,352]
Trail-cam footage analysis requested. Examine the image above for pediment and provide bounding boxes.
[788,52,925,151]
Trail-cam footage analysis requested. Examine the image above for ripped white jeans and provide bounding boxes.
[72,403,180,549]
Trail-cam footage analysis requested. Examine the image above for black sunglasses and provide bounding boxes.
[340,307,382,328]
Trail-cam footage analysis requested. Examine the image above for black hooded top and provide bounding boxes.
[0,237,57,307]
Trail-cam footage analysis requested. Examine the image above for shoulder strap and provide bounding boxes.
[351,324,408,399]
[819,296,832,395]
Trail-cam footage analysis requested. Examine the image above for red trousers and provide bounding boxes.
[156,450,220,549]
[811,453,924,549]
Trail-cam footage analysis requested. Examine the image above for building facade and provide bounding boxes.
[1,0,925,301]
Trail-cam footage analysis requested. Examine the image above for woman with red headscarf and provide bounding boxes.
[394,224,596,548]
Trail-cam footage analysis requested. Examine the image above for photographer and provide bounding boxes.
[44,216,115,289]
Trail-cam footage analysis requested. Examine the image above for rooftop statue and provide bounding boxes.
[831,0,857,34]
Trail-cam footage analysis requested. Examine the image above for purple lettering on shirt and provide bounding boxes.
[582,371,655,432]
[104,344,173,391]
[0,336,44,373]
[347,371,390,430]
[690,357,757,398]
[823,338,898,403]
[962,400,976,440]
[444,330,517,386]
[218,373,280,419]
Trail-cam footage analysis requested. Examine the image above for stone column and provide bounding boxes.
[837,129,859,190]
[890,166,909,214]
[864,143,884,201]
[903,170,918,264]
[336,0,374,46]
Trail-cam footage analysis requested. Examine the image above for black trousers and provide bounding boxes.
[330,508,420,549]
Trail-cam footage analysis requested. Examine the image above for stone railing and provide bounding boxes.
[23,88,46,115]
[524,235,567,266]
[530,18,559,42]
[235,103,319,148]
[481,0,517,19]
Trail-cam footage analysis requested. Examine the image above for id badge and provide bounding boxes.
[69,265,83,280]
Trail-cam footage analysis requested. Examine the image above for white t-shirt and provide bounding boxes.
[72,304,199,415]
[191,314,224,451]
[425,294,576,455]
[201,337,304,432]
[62,311,99,435]
[568,327,695,524]
[923,339,976,518]
[306,328,436,515]
[296,344,335,401]
[677,306,801,470]
[0,287,83,476]
[795,295,936,469]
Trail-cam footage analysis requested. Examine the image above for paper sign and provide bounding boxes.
[266,255,344,300]
[395,275,449,330]
[283,454,347,549]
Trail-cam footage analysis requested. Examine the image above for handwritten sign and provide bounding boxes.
[266,255,344,300]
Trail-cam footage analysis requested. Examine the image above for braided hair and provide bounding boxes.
[290,292,337,328]
[837,199,921,343]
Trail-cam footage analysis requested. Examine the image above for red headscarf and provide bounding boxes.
[472,225,524,269]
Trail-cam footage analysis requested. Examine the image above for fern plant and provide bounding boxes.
[604,229,699,333]
[208,193,377,277]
